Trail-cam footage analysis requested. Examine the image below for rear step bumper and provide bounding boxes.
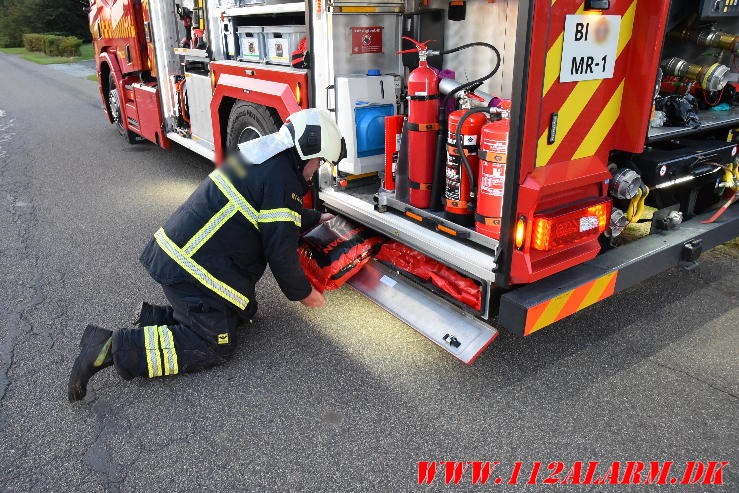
[349,261,498,364]
[499,205,739,336]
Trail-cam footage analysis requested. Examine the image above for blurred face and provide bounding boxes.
[302,158,321,182]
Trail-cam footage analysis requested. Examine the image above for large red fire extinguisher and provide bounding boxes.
[476,105,510,239]
[445,100,488,226]
[398,37,440,209]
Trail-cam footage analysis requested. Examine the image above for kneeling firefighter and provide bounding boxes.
[68,108,346,402]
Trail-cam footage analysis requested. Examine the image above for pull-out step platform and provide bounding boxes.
[348,261,498,364]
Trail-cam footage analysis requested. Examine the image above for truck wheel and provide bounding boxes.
[226,102,281,154]
[108,73,138,144]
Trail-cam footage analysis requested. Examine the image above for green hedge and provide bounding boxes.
[22,34,82,57]
[23,34,46,52]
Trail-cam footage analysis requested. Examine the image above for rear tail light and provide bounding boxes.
[531,198,612,252]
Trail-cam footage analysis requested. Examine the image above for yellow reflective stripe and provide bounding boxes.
[157,325,179,376]
[209,170,259,229]
[182,202,238,256]
[154,228,249,309]
[572,80,625,160]
[93,338,112,367]
[258,208,301,226]
[144,325,162,378]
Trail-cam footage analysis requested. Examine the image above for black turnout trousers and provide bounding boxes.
[111,282,257,380]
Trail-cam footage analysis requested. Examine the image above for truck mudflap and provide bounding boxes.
[500,205,739,336]
[348,261,498,364]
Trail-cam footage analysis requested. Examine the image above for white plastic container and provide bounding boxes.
[263,26,306,65]
[237,26,265,62]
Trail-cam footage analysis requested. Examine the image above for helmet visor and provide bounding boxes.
[324,137,347,166]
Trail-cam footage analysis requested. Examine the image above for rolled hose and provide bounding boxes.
[176,78,190,124]
[429,42,502,210]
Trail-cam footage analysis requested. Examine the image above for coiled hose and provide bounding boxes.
[429,42,502,210]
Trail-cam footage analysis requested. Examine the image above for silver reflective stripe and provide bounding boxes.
[144,325,162,378]
[210,170,259,228]
[258,208,301,227]
[182,202,238,256]
[154,228,249,310]
[157,325,179,376]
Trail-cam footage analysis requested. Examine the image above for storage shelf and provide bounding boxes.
[647,108,739,143]
[224,2,306,16]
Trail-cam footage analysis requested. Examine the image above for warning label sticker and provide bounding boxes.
[351,26,383,54]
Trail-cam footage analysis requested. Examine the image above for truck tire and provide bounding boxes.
[225,102,281,154]
[108,73,138,144]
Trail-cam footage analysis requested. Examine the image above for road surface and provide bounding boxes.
[0,53,736,492]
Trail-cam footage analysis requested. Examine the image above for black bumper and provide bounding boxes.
[499,205,739,336]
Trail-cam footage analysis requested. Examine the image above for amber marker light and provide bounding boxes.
[514,216,526,250]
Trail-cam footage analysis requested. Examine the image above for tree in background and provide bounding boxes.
[0,0,89,47]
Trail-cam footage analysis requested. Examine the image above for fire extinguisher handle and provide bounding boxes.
[400,36,435,52]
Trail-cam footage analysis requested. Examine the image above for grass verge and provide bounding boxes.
[0,46,25,55]
[86,74,98,81]
[0,43,93,64]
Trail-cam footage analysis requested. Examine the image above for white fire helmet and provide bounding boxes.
[284,109,347,166]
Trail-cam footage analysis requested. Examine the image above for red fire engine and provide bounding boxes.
[88,0,739,363]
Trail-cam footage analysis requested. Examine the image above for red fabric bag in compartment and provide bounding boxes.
[298,216,384,292]
[375,241,481,310]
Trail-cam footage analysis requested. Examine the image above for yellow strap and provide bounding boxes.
[626,187,642,223]
[154,228,249,310]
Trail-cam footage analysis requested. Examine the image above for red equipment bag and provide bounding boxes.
[291,37,309,68]
[298,216,384,292]
[375,241,482,310]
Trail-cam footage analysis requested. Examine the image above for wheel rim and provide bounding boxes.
[109,87,124,134]
[237,125,262,144]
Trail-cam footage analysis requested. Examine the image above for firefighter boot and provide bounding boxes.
[68,324,113,402]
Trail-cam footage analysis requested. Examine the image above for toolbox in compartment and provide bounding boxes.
[615,139,736,188]
[263,25,306,65]
[237,26,265,62]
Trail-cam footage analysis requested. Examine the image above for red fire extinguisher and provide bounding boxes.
[398,37,440,209]
[445,97,488,226]
[476,104,511,239]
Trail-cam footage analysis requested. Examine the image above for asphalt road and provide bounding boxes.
[0,53,736,492]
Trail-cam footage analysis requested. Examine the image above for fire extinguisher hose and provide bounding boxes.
[454,107,498,203]
[439,42,502,108]
[430,41,502,210]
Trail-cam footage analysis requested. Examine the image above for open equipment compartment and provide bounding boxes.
[313,0,522,295]
[647,0,739,143]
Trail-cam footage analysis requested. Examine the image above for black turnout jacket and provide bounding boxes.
[140,148,321,308]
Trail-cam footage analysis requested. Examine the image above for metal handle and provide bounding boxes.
[325,85,335,112]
